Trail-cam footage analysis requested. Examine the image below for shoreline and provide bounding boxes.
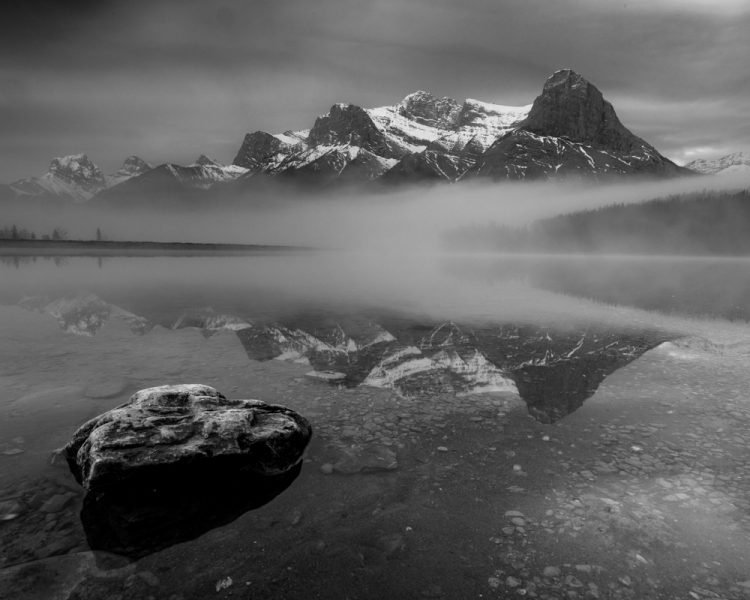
[0,239,313,257]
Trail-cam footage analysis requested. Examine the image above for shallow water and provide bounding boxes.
[1,252,750,599]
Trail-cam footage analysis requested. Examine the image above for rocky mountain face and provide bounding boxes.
[686,151,750,175]
[474,70,687,179]
[10,154,108,202]
[93,156,248,205]
[4,70,690,203]
[6,153,247,204]
[106,155,153,187]
[229,69,688,185]
[8,154,155,203]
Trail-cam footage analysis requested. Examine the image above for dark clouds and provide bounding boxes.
[1,0,748,180]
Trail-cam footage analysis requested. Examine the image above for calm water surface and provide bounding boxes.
[1,253,750,600]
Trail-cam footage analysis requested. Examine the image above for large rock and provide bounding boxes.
[65,384,312,490]
[64,384,311,558]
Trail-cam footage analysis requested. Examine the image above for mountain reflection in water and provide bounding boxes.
[2,253,750,600]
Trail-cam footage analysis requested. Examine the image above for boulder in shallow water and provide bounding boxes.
[63,384,311,558]
[65,383,312,490]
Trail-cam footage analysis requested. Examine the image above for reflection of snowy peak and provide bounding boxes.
[19,294,150,336]
[236,318,517,396]
[171,308,251,335]
[685,151,750,175]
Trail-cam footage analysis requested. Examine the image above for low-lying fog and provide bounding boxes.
[6,172,750,251]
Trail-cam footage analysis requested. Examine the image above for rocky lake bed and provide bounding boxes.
[1,254,750,599]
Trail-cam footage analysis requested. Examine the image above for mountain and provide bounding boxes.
[6,154,153,203]
[3,69,690,204]
[106,156,153,187]
[685,151,750,175]
[10,154,108,202]
[228,69,688,185]
[465,69,687,179]
[94,156,249,205]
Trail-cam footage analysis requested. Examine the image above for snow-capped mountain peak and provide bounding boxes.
[225,71,688,187]
[193,154,222,167]
[686,151,750,175]
[48,153,105,187]
[5,69,690,204]
[106,155,153,187]
[397,91,463,129]
[10,153,107,202]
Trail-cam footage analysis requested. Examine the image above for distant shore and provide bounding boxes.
[0,239,313,257]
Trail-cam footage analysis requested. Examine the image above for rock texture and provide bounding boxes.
[522,69,639,152]
[475,69,687,179]
[65,384,312,490]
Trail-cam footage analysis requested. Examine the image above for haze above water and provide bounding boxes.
[8,172,750,251]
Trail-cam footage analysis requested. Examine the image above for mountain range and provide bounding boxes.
[685,151,750,176]
[1,69,723,205]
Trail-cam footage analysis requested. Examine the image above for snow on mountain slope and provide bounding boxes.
[367,93,530,157]
[6,69,689,202]
[686,151,750,175]
[187,155,249,186]
[10,154,107,202]
[231,90,531,183]
[106,156,153,187]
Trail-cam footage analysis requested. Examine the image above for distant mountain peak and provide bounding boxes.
[397,91,462,129]
[194,154,221,167]
[232,130,304,171]
[48,153,106,189]
[120,155,152,174]
[685,151,750,175]
[5,69,691,206]
[105,155,153,188]
[308,103,402,160]
[7,153,108,201]
[544,68,589,91]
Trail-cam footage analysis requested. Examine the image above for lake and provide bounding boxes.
[1,252,750,600]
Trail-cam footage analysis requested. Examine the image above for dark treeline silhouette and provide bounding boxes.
[443,189,750,255]
[0,226,107,241]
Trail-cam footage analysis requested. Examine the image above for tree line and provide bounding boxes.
[442,189,750,256]
[0,226,106,241]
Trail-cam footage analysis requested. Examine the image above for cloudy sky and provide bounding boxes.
[1,0,748,180]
